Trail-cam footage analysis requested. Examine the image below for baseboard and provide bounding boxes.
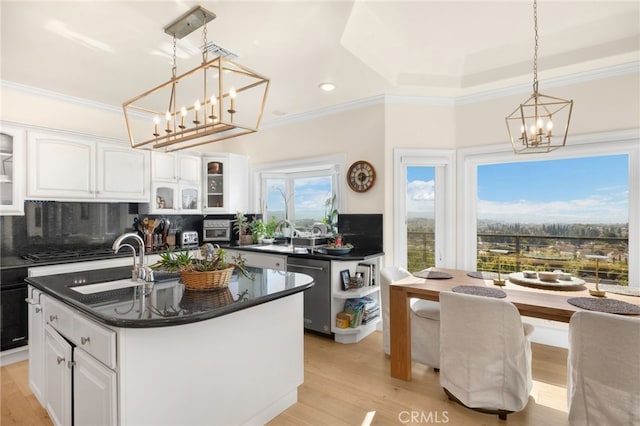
[523,317,569,349]
[1,345,28,366]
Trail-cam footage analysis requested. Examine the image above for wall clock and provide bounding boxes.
[347,160,376,192]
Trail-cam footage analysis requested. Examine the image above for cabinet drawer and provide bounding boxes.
[45,297,75,339]
[73,313,116,369]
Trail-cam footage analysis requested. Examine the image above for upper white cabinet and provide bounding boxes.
[0,123,26,215]
[202,153,248,213]
[150,151,201,214]
[26,130,150,202]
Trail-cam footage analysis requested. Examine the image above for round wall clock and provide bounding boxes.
[347,160,376,192]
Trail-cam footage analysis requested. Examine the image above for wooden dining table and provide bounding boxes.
[389,268,640,381]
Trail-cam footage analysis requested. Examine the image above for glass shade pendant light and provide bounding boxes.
[505,0,573,154]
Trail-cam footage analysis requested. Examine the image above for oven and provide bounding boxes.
[203,219,231,242]
[1,267,29,350]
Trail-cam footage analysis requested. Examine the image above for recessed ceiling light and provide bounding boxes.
[318,82,336,92]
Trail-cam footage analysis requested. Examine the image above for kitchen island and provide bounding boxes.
[26,266,314,426]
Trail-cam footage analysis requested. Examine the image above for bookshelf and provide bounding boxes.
[330,256,382,344]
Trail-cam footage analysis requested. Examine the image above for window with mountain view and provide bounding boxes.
[477,154,629,285]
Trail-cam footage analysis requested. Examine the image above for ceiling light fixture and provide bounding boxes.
[505,0,573,154]
[122,6,270,152]
[319,82,336,92]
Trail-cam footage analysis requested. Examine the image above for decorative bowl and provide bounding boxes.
[537,272,560,282]
[324,247,352,255]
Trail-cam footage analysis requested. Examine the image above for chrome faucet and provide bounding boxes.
[112,232,152,282]
[275,219,297,245]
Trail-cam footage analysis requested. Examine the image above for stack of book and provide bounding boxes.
[343,296,380,327]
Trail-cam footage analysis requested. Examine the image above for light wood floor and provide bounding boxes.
[2,331,569,426]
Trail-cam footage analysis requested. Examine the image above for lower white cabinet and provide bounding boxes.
[44,324,72,426]
[42,295,117,426]
[225,249,287,271]
[27,286,45,405]
[74,349,117,426]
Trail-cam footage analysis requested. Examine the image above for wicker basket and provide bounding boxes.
[180,267,234,290]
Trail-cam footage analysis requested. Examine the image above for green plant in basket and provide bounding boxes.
[152,245,254,280]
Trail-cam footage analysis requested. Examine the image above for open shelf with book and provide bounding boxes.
[329,257,382,344]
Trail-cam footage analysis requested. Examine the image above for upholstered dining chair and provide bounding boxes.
[380,266,440,370]
[567,310,640,426]
[439,291,534,419]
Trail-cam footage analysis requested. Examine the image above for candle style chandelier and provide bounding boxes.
[123,6,270,151]
[505,0,573,154]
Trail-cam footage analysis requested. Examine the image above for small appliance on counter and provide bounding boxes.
[203,219,232,242]
[178,231,199,249]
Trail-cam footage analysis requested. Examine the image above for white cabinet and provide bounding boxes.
[150,152,201,213]
[74,349,117,426]
[26,130,149,202]
[27,286,45,405]
[202,153,248,213]
[0,123,26,215]
[330,257,382,344]
[44,324,72,426]
[225,249,287,271]
[42,294,117,426]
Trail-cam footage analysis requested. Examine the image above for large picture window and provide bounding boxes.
[477,154,629,285]
[459,131,639,288]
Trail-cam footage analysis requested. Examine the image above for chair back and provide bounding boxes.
[439,291,532,412]
[381,266,411,355]
[568,311,640,425]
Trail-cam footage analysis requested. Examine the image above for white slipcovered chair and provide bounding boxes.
[567,310,640,426]
[439,291,534,419]
[380,266,440,370]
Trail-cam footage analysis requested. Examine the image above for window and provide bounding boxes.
[393,149,455,271]
[477,155,630,285]
[459,130,639,287]
[254,156,344,232]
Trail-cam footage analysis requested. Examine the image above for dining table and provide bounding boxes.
[389,268,640,381]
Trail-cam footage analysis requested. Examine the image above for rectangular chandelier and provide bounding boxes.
[122,6,270,152]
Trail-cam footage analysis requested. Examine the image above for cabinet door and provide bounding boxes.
[96,144,149,201]
[44,325,72,426]
[179,184,200,212]
[151,151,177,181]
[74,349,117,426]
[28,287,46,405]
[27,131,94,200]
[202,154,248,213]
[0,123,25,215]
[151,182,177,212]
[178,154,201,183]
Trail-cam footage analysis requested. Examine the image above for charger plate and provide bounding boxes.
[567,297,640,315]
[452,285,506,298]
[413,270,453,279]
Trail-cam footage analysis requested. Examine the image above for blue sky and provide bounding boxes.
[407,155,629,224]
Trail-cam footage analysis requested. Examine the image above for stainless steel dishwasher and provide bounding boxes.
[286,257,331,335]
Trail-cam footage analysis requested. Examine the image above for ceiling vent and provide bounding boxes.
[203,42,238,60]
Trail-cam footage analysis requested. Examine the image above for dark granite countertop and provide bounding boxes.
[221,244,384,261]
[26,266,314,328]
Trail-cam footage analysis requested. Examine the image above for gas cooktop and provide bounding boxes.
[23,248,128,263]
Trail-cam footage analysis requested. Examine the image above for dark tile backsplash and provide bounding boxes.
[1,201,204,258]
[337,214,383,252]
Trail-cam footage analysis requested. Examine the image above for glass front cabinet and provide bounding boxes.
[0,123,25,215]
[202,154,248,213]
[150,152,201,214]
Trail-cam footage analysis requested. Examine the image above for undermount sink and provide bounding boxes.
[69,279,144,295]
[251,245,309,254]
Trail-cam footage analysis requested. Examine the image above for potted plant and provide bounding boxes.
[152,244,253,290]
[322,194,339,234]
[234,211,253,245]
[248,218,266,244]
[263,216,278,243]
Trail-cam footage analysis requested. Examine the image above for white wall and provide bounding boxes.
[2,67,638,267]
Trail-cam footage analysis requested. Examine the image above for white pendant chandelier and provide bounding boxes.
[123,6,270,152]
[505,0,573,154]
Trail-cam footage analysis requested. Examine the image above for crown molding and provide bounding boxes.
[3,61,638,129]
